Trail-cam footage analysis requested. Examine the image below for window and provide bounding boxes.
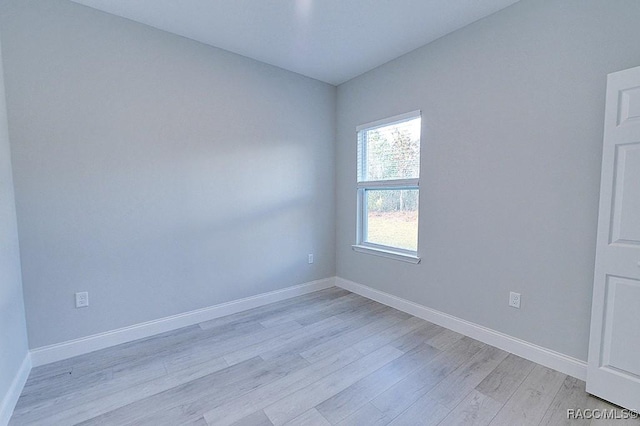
[353,111,421,263]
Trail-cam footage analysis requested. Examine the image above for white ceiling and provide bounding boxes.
[70,0,521,85]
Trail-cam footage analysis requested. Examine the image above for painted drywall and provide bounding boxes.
[336,0,640,361]
[0,34,29,415]
[0,0,336,348]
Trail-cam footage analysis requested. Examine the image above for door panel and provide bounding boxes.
[618,86,640,127]
[610,143,640,245]
[587,65,640,411]
[602,276,640,377]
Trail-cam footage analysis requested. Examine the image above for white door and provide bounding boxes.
[587,65,640,410]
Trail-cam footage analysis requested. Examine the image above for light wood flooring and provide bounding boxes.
[9,287,638,425]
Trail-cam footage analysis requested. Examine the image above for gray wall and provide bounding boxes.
[336,0,640,361]
[0,35,29,410]
[0,0,336,348]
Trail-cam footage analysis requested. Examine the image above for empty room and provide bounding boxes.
[1,0,640,424]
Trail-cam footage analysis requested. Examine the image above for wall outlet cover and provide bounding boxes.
[75,292,89,308]
[509,291,521,309]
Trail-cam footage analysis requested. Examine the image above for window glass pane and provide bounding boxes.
[365,189,418,251]
[359,117,420,182]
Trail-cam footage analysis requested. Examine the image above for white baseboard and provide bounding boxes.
[28,275,587,381]
[336,277,587,380]
[0,353,31,426]
[30,277,335,367]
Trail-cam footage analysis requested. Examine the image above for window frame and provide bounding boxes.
[352,110,421,264]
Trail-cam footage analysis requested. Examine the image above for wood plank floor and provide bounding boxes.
[9,288,638,425]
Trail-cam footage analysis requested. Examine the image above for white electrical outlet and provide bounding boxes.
[308,254,314,264]
[75,292,89,308]
[509,291,521,309]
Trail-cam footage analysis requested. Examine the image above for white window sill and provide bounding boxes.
[352,245,421,264]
